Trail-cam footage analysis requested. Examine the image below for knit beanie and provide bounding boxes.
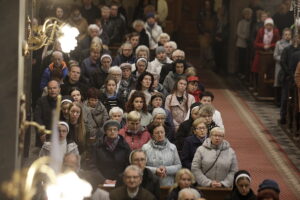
[258,179,280,193]
[103,120,121,131]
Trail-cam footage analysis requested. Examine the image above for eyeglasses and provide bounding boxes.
[133,158,146,162]
[125,176,140,179]
[106,127,118,132]
[211,134,224,138]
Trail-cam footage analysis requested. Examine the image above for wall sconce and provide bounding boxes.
[23,17,79,56]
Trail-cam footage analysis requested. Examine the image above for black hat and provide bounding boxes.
[103,120,121,131]
[258,179,280,193]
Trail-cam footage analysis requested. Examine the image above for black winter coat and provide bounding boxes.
[90,135,131,180]
[181,134,206,169]
[175,118,194,151]
[34,96,57,130]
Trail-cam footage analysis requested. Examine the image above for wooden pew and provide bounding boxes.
[257,50,275,100]
[100,185,232,200]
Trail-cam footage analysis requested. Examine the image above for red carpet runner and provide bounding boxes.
[200,70,300,199]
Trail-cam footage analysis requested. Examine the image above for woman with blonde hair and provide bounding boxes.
[167,168,202,200]
[192,127,238,188]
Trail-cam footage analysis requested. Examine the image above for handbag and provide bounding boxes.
[204,149,222,175]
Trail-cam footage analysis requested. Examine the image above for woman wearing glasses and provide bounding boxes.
[181,118,208,169]
[191,127,238,188]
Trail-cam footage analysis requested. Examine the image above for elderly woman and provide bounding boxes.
[142,124,182,186]
[225,170,256,200]
[158,32,171,46]
[112,42,135,66]
[181,118,208,169]
[109,106,126,128]
[199,104,219,135]
[191,127,238,188]
[148,46,172,75]
[131,45,151,72]
[167,169,202,200]
[90,54,112,89]
[150,107,175,143]
[119,111,151,150]
[132,20,150,47]
[132,58,149,79]
[91,120,131,184]
[164,41,177,58]
[176,102,202,150]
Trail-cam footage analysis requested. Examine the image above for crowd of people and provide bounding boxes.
[236,0,300,141]
[32,0,283,200]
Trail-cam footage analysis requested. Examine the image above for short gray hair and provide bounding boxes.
[172,49,185,58]
[124,165,143,177]
[52,51,63,59]
[178,188,201,200]
[108,66,122,74]
[88,24,100,34]
[169,41,177,49]
[132,19,145,28]
[109,106,124,117]
[135,45,150,58]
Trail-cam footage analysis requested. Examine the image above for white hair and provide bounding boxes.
[169,41,177,49]
[210,127,225,135]
[172,49,185,58]
[158,32,170,41]
[108,66,122,74]
[132,19,145,28]
[109,106,124,116]
[124,165,143,178]
[178,188,201,200]
[135,45,150,58]
[52,51,63,58]
[88,24,100,34]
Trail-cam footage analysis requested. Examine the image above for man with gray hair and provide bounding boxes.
[178,188,204,200]
[109,165,156,200]
[160,49,190,83]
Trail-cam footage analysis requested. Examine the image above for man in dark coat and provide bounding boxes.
[279,40,300,124]
[80,0,100,24]
[110,165,156,200]
[34,80,61,146]
[60,64,89,98]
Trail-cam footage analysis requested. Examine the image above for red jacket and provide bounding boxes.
[119,126,151,150]
[251,27,280,72]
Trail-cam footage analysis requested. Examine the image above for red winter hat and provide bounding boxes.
[187,76,199,82]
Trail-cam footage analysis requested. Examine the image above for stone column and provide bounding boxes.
[0,0,26,198]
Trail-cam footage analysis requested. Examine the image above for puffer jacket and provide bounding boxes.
[142,139,182,186]
[191,138,238,187]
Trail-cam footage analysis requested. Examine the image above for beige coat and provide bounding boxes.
[294,62,300,111]
[165,92,195,131]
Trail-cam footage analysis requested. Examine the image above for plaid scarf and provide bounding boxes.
[104,135,120,152]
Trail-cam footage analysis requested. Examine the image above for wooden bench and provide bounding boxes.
[100,185,231,200]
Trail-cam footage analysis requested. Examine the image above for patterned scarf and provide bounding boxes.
[150,139,167,150]
[104,135,120,152]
